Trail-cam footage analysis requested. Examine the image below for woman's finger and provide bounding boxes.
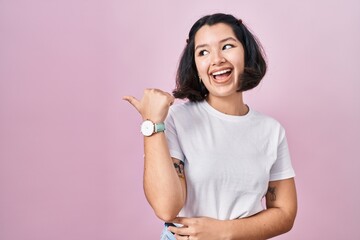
[168,225,189,236]
[171,217,189,225]
[175,234,189,240]
[169,95,175,106]
[122,95,141,111]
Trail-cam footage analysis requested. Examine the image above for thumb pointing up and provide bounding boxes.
[123,95,141,113]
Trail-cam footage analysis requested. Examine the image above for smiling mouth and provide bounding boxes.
[211,69,232,82]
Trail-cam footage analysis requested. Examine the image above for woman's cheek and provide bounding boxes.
[198,60,210,75]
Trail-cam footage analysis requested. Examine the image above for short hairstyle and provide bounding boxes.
[173,13,267,102]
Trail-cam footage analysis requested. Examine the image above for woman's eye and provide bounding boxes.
[223,44,234,50]
[199,50,209,56]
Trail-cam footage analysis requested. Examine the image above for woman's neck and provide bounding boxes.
[206,93,248,116]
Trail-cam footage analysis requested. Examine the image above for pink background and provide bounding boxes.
[1,0,359,239]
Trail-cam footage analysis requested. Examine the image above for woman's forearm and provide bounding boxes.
[224,178,297,240]
[143,132,185,222]
[223,207,295,240]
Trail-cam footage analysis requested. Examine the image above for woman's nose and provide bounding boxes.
[211,51,226,65]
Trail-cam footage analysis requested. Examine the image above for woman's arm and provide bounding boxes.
[168,178,297,240]
[123,89,186,222]
[225,178,297,239]
[143,135,187,221]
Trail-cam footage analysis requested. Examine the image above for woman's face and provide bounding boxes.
[194,23,245,100]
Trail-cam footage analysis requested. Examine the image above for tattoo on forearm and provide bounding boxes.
[268,186,276,201]
[174,161,185,179]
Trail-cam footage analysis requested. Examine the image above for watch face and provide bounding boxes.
[141,120,154,136]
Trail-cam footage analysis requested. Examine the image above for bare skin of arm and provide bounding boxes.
[143,133,186,221]
[169,178,297,240]
[224,178,298,240]
[123,89,186,221]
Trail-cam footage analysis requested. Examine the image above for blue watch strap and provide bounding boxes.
[154,122,165,133]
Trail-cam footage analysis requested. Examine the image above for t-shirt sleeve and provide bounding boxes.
[164,109,185,162]
[269,127,295,181]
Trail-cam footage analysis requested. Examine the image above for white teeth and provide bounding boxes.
[212,69,231,76]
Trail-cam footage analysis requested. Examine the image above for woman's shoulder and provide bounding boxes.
[250,109,284,130]
[170,100,200,113]
[167,100,205,123]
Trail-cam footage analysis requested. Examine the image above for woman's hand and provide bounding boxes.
[168,217,229,240]
[123,88,174,122]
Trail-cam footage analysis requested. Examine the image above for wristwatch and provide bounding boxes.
[140,120,165,137]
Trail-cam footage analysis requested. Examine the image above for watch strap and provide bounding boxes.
[154,122,165,133]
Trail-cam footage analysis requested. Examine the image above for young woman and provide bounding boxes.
[124,13,297,240]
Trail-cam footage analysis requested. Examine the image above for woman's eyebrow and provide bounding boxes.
[220,37,238,43]
[195,37,238,51]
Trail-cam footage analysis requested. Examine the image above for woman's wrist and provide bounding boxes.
[219,220,235,240]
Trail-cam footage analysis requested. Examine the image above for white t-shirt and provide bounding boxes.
[164,100,295,220]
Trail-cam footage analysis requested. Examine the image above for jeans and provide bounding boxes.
[160,223,176,240]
